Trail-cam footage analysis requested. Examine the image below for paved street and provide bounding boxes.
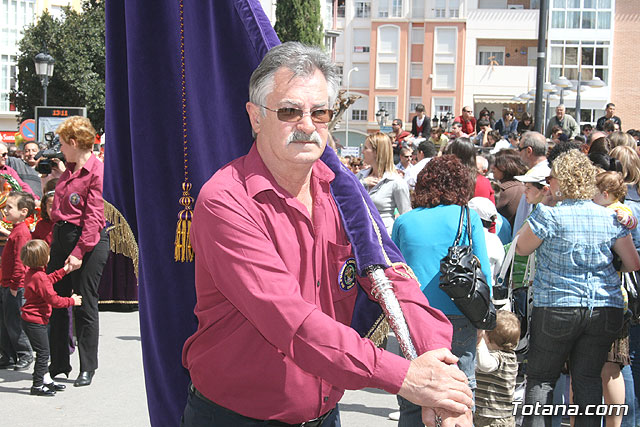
[0,311,402,426]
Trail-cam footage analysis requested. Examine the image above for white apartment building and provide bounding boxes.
[0,0,81,141]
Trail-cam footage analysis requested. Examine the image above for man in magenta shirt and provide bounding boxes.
[181,42,473,427]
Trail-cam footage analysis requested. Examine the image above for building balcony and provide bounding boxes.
[467,8,538,38]
[465,64,537,103]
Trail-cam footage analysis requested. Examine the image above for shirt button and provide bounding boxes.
[316,281,320,288]
[324,396,329,402]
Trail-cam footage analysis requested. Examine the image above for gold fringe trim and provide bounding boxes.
[104,200,139,278]
[366,316,390,348]
[98,300,139,305]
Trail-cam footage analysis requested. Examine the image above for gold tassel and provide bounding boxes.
[103,200,139,278]
[367,316,390,348]
[174,182,194,262]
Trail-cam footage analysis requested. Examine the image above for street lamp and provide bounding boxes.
[34,52,55,107]
[375,106,389,127]
[551,76,573,105]
[345,66,358,147]
[575,76,605,125]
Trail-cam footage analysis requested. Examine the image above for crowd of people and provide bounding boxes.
[0,116,107,396]
[338,100,640,426]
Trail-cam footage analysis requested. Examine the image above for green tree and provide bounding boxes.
[274,0,324,46]
[11,0,105,131]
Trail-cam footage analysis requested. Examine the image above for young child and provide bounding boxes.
[0,191,35,371]
[32,191,54,246]
[20,239,81,396]
[593,170,636,427]
[475,310,521,427]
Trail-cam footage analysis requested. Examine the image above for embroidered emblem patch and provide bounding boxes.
[69,193,81,205]
[339,258,357,291]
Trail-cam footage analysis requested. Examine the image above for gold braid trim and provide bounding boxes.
[104,200,139,278]
[99,300,139,305]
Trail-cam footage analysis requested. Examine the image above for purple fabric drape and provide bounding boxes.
[104,1,278,425]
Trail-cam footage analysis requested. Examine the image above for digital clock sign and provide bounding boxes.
[35,106,87,142]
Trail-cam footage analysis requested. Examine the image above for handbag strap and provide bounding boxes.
[452,205,466,247]
[465,206,473,247]
[496,234,519,299]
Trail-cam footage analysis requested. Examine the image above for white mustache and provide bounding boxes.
[286,130,323,146]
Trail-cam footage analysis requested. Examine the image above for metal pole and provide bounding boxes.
[533,0,549,134]
[345,67,358,147]
[544,92,550,135]
[559,88,564,105]
[575,69,582,126]
[42,76,49,107]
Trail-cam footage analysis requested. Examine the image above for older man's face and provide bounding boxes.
[23,142,39,166]
[247,68,330,167]
[556,106,565,119]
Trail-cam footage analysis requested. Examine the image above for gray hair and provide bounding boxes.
[249,42,339,114]
[521,131,547,157]
[0,142,8,150]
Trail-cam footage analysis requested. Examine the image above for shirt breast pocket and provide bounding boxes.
[327,241,358,302]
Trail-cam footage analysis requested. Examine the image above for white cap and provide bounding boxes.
[468,197,498,222]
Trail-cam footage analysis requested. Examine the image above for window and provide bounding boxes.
[377,26,399,89]
[432,97,454,122]
[353,28,370,53]
[411,27,424,44]
[412,0,425,18]
[336,65,344,86]
[376,97,397,124]
[351,109,368,121]
[0,55,17,112]
[410,63,423,79]
[337,0,345,17]
[549,40,609,85]
[551,0,611,30]
[409,97,423,113]
[355,0,371,18]
[378,0,403,18]
[350,63,369,88]
[433,27,457,90]
[434,0,459,18]
[477,46,505,66]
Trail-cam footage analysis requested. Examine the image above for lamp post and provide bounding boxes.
[345,66,358,147]
[34,52,55,107]
[551,76,573,105]
[542,82,557,135]
[375,106,389,128]
[575,75,605,126]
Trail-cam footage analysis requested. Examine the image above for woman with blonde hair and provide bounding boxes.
[47,116,109,387]
[357,132,411,235]
[610,132,636,150]
[516,149,640,427]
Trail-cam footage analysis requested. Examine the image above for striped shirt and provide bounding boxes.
[475,350,518,418]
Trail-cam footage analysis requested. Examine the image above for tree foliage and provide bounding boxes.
[11,0,105,131]
[274,0,324,46]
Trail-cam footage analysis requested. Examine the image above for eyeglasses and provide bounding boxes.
[259,105,333,123]
[462,110,471,113]
[518,145,528,152]
[0,153,7,158]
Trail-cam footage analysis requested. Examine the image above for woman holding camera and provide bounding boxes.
[47,116,109,387]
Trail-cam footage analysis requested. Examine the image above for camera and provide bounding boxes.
[35,131,65,175]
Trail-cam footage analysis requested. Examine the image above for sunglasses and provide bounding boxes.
[0,153,7,158]
[260,105,333,123]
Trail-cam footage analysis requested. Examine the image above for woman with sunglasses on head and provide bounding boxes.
[516,149,640,427]
[47,116,109,388]
[357,132,411,236]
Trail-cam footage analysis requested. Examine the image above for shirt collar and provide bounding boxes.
[67,154,99,176]
[243,142,335,200]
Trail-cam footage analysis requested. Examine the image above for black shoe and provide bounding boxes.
[74,371,94,387]
[14,356,33,371]
[44,382,66,391]
[30,386,56,396]
[0,355,15,369]
[49,367,71,379]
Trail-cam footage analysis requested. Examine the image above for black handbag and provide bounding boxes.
[439,206,496,330]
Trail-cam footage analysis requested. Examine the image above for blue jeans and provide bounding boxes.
[398,315,477,426]
[523,306,623,427]
[629,324,640,427]
[181,384,341,426]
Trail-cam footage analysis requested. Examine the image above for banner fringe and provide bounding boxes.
[104,200,139,277]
